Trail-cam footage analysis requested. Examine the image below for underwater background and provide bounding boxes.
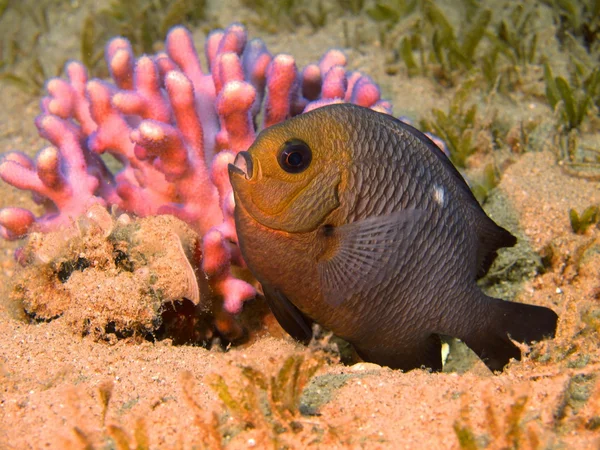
[0,0,599,448]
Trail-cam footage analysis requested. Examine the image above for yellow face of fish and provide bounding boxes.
[229,111,352,233]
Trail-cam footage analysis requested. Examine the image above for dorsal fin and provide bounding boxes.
[389,117,481,208]
[474,215,517,278]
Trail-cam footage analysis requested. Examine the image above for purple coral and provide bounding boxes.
[0,23,390,335]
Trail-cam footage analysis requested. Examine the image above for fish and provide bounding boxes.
[228,103,558,372]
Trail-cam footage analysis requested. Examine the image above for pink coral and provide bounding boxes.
[0,23,390,334]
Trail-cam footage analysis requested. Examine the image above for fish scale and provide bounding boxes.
[229,103,558,372]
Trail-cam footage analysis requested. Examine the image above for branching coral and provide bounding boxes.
[0,23,390,337]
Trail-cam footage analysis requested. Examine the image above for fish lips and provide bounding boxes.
[228,151,254,181]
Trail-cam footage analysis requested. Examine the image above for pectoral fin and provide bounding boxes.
[317,209,423,307]
[262,284,313,343]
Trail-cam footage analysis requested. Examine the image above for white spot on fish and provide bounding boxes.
[432,185,445,206]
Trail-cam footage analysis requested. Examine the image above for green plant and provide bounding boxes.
[545,63,600,132]
[370,0,497,85]
[544,58,600,175]
[543,0,600,53]
[209,353,324,445]
[569,205,599,234]
[0,35,65,95]
[0,0,9,18]
[489,4,538,68]
[453,422,478,450]
[366,0,417,29]
[454,394,542,450]
[545,57,600,175]
[477,3,541,93]
[58,380,151,450]
[6,0,50,32]
[241,0,329,34]
[80,15,105,78]
[420,79,479,167]
[80,0,208,75]
[0,0,66,94]
[180,371,225,449]
[425,1,491,74]
[334,0,365,15]
[470,164,500,205]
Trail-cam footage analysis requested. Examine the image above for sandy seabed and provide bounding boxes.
[1,1,599,448]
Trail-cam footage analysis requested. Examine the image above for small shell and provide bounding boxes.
[350,362,382,372]
[80,203,114,238]
[168,231,200,305]
[116,213,132,227]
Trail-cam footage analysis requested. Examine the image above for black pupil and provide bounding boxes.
[286,150,303,167]
[279,140,312,173]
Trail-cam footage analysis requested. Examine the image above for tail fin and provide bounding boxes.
[462,297,558,372]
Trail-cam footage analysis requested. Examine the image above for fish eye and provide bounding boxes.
[278,139,312,174]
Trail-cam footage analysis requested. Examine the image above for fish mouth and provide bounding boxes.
[228,151,254,180]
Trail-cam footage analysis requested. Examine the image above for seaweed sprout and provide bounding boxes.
[374,0,491,84]
[0,1,66,94]
[543,0,600,53]
[554,373,599,430]
[334,0,365,15]
[366,0,418,34]
[58,379,150,450]
[0,38,64,95]
[505,118,542,154]
[569,205,599,234]
[2,0,50,33]
[454,393,541,450]
[479,3,539,92]
[370,0,546,94]
[81,0,208,76]
[581,306,600,340]
[106,420,150,450]
[544,63,600,132]
[470,163,500,205]
[489,4,539,68]
[544,61,600,173]
[98,380,114,426]
[209,353,324,446]
[180,371,224,448]
[420,79,480,168]
[421,2,491,81]
[241,0,329,34]
[0,0,9,18]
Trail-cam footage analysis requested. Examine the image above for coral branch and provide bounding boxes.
[0,208,35,240]
[43,62,96,135]
[264,55,299,127]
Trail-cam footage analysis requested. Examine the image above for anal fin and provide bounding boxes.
[262,284,313,344]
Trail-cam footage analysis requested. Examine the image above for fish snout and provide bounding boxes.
[228,151,254,180]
